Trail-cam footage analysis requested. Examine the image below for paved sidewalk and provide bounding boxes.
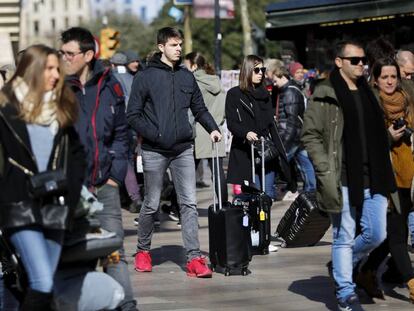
[124,186,414,311]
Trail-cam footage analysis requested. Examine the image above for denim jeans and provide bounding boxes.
[286,147,316,192]
[54,267,125,311]
[138,147,201,260]
[408,211,414,245]
[254,169,276,199]
[6,228,63,293]
[1,268,125,311]
[330,187,387,301]
[96,184,137,311]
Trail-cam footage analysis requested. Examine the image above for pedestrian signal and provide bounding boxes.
[100,28,120,59]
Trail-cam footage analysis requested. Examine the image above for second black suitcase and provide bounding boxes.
[275,192,330,247]
[232,138,272,255]
[233,184,272,255]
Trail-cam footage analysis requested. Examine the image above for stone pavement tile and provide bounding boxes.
[123,184,414,311]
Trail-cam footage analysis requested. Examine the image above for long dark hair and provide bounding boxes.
[239,55,264,92]
[371,57,414,127]
[184,52,215,75]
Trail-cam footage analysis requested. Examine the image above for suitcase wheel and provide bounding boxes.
[263,248,269,255]
[211,264,216,272]
[224,268,230,276]
[241,268,248,276]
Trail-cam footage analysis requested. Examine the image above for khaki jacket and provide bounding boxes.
[301,80,344,213]
[194,70,226,159]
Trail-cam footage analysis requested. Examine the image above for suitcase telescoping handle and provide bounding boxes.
[250,137,266,192]
[212,141,222,212]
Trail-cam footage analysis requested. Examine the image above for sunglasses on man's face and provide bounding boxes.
[340,56,367,66]
[253,67,266,74]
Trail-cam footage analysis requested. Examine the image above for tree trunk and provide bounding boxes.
[184,5,192,55]
[239,0,253,56]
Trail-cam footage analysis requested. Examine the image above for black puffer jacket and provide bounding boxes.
[276,80,305,151]
[127,54,219,155]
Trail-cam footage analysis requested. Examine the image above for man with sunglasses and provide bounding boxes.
[302,41,396,311]
[60,27,138,311]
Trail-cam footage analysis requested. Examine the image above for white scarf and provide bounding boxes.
[12,77,59,134]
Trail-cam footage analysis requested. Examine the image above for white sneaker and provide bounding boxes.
[283,191,299,201]
[268,244,279,252]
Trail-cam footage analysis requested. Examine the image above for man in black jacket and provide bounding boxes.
[270,63,316,195]
[127,27,221,278]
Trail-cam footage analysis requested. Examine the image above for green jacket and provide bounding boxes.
[301,79,344,213]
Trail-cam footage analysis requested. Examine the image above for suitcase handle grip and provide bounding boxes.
[212,142,222,212]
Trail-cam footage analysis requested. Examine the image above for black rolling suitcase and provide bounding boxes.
[275,191,330,247]
[208,143,251,276]
[233,138,272,255]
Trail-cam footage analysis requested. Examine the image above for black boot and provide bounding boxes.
[20,289,53,311]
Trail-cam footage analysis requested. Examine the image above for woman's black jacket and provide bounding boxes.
[225,86,290,185]
[0,96,86,230]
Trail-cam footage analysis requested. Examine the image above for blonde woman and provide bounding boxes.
[0,44,85,310]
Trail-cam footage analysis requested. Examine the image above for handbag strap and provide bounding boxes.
[52,133,68,173]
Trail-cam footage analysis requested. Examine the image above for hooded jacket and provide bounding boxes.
[301,79,344,213]
[193,69,226,159]
[127,54,219,155]
[66,60,128,187]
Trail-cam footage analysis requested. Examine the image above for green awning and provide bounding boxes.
[266,0,414,29]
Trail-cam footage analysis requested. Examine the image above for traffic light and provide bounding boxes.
[100,27,120,59]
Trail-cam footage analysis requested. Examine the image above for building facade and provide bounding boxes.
[20,0,92,49]
[89,0,167,24]
[0,0,21,64]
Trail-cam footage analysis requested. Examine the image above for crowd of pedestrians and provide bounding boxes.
[1,23,414,311]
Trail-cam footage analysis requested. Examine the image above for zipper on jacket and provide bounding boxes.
[8,157,34,176]
[172,71,178,140]
[90,69,109,185]
[332,106,339,168]
[240,98,254,116]
[236,108,242,122]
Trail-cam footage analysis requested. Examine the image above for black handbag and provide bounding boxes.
[254,136,279,164]
[28,168,68,199]
[8,135,68,199]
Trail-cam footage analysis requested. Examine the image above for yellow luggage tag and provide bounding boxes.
[260,210,265,221]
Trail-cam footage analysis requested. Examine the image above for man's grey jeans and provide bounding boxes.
[137,147,201,260]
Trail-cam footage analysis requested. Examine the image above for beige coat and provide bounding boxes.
[194,69,226,159]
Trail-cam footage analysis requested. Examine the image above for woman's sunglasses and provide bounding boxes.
[339,56,367,66]
[253,67,266,74]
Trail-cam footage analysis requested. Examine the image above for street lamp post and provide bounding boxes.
[214,0,221,77]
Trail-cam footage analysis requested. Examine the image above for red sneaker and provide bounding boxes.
[186,257,213,278]
[134,251,152,272]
